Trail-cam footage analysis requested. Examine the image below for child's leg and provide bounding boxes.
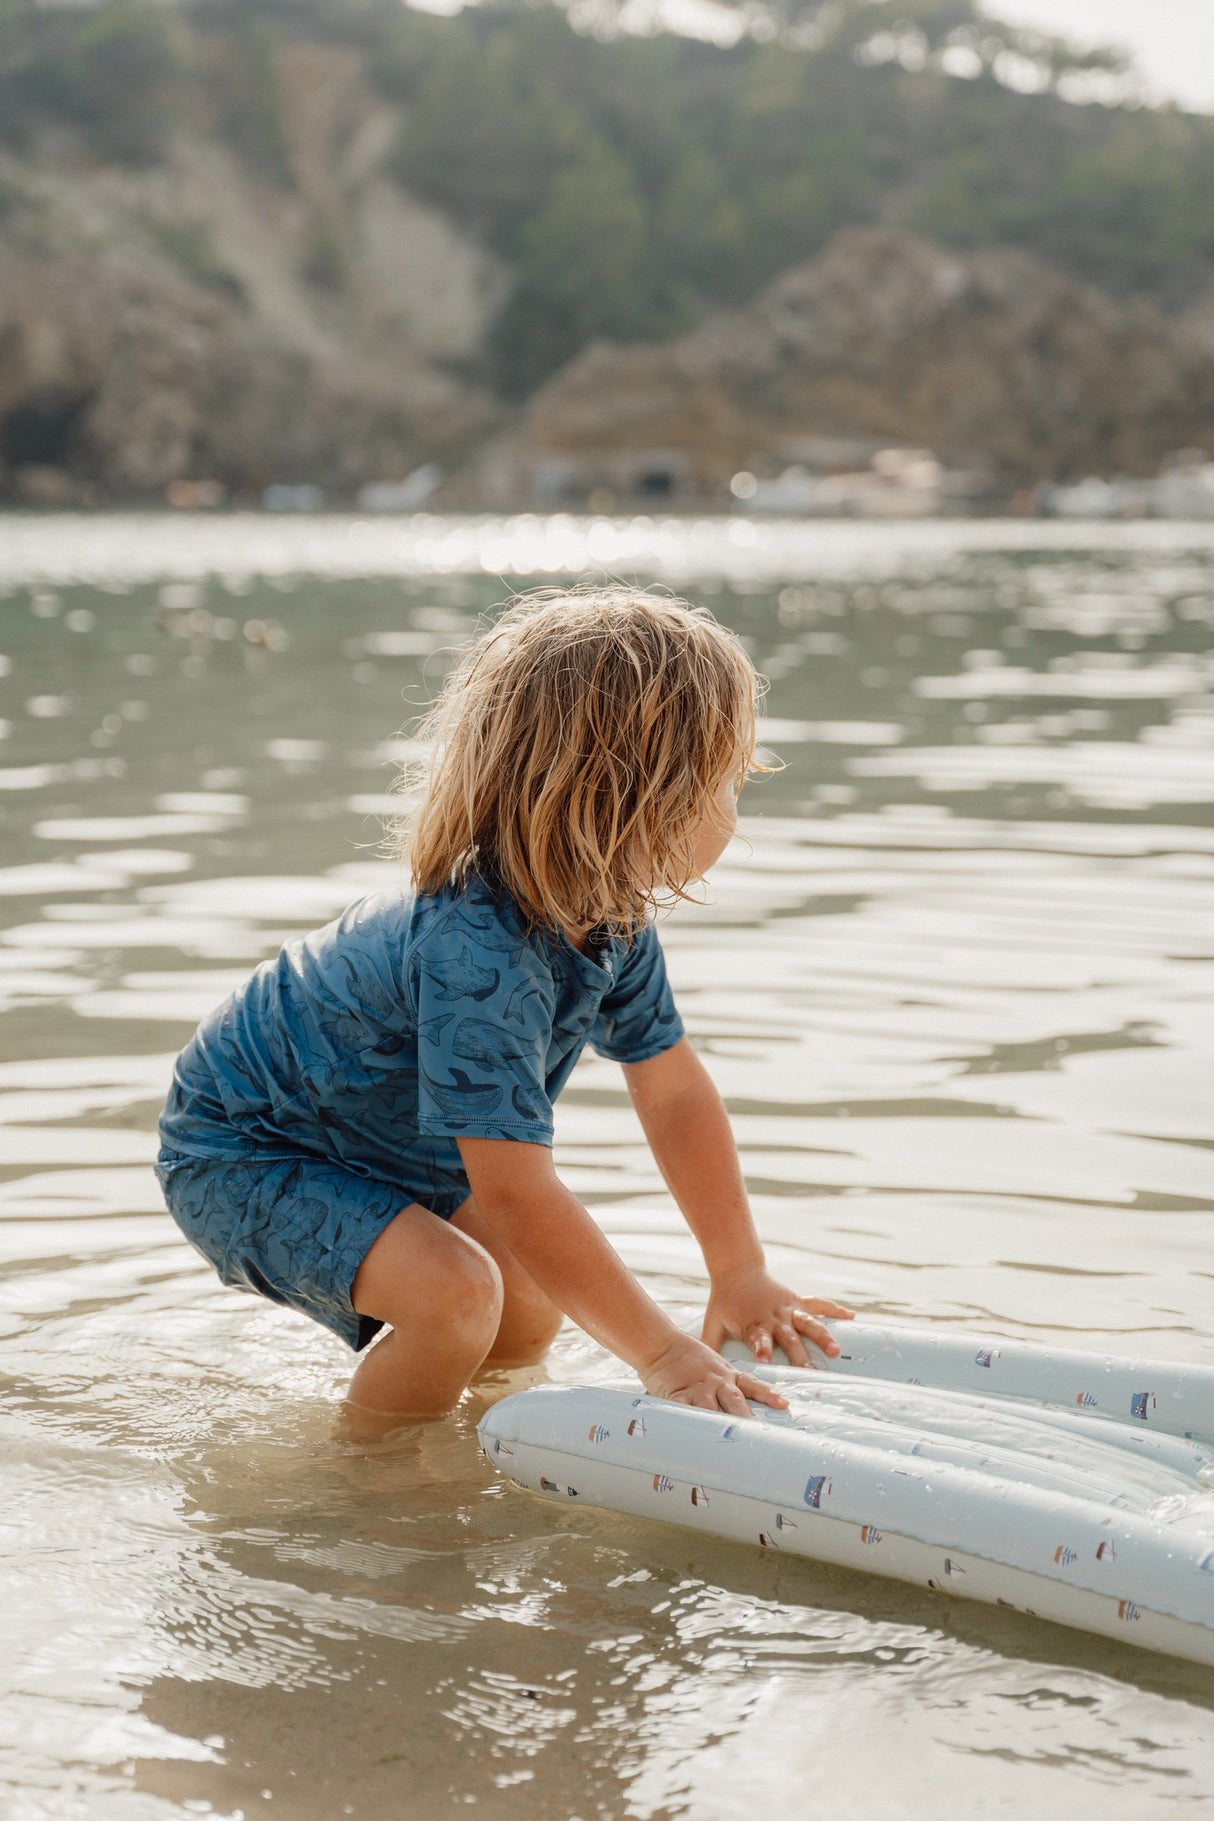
[348,1204,504,1417]
[449,1196,564,1366]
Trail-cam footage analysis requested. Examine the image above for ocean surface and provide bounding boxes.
[1,512,1212,1819]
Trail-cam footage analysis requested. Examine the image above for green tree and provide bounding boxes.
[391,16,589,255]
[654,147,747,299]
[489,140,680,395]
[0,0,184,162]
[200,14,292,184]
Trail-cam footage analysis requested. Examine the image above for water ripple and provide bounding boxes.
[2,529,1213,1818]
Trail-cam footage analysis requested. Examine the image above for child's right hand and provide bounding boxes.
[638,1332,788,1417]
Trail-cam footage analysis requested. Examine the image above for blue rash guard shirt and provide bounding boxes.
[158,873,685,1218]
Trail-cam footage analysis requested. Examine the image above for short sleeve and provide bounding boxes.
[589,924,684,1064]
[411,915,556,1146]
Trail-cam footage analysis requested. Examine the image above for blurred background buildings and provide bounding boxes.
[0,0,1211,515]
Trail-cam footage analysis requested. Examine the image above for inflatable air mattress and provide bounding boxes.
[478,1321,1214,1665]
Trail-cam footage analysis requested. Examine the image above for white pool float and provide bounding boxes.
[478,1320,1214,1666]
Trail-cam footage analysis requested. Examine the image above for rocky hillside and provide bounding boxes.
[449,229,1214,504]
[0,38,508,504]
[2,4,1213,507]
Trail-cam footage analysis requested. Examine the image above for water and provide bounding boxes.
[1,514,1212,1820]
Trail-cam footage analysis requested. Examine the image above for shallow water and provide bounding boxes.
[1,514,1213,1820]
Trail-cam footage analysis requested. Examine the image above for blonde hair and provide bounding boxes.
[391,585,764,935]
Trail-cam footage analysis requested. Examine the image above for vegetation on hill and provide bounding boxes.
[1,0,1213,403]
[380,3,1214,393]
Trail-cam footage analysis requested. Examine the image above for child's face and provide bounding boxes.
[689,771,740,878]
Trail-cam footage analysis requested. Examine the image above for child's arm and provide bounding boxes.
[456,1135,789,1415]
[623,1037,854,1365]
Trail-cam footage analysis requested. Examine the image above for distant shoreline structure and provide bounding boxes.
[14,444,1211,525]
[14,432,1214,527]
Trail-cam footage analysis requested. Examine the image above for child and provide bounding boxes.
[155,586,853,1421]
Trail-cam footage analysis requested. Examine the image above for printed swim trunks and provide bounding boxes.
[154,1146,454,1351]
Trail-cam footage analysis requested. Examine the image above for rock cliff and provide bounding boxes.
[0,39,508,503]
[446,228,1214,506]
[2,33,1212,510]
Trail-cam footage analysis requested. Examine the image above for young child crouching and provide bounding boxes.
[155,587,852,1421]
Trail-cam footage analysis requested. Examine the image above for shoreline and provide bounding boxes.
[2,508,1214,590]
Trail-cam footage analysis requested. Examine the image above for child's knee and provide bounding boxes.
[353,1207,503,1352]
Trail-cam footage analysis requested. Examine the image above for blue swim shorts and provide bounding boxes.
[154,1147,449,1351]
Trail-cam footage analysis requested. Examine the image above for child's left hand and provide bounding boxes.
[701,1266,855,1368]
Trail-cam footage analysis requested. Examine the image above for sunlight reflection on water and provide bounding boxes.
[1,516,1212,1819]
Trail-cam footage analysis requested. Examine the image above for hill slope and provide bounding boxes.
[451,228,1214,501]
[1,0,1211,503]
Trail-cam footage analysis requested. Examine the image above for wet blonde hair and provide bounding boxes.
[392,585,763,935]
